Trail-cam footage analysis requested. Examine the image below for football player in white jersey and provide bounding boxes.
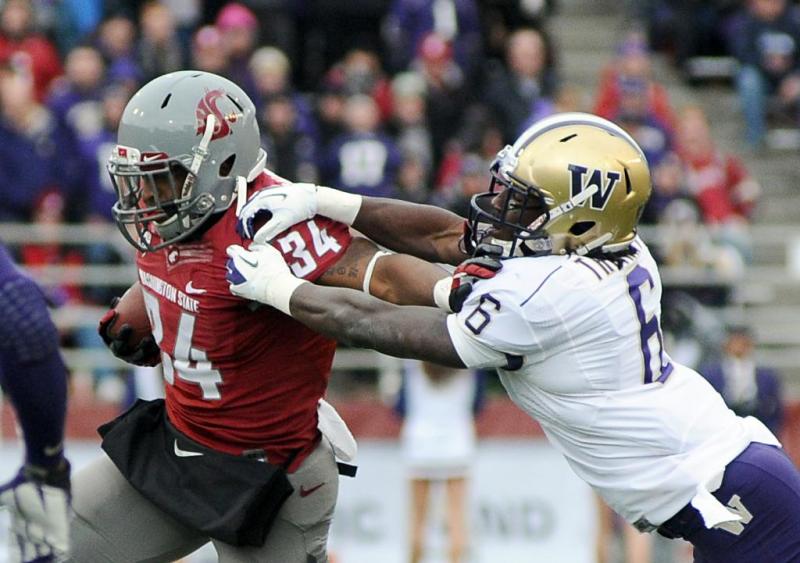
[225,113,800,562]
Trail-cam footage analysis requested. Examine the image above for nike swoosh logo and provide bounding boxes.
[239,255,258,269]
[299,483,325,497]
[142,153,162,162]
[43,443,63,457]
[174,439,204,458]
[184,281,207,295]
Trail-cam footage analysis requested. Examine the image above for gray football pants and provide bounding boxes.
[67,438,339,563]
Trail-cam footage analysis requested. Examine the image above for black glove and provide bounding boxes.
[98,298,161,367]
[449,243,504,313]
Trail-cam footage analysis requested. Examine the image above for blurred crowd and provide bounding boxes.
[0,0,784,401]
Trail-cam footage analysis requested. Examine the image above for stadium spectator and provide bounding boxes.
[190,25,229,75]
[395,154,430,204]
[0,242,71,563]
[640,152,689,225]
[249,46,317,139]
[433,152,491,217]
[18,191,86,305]
[0,0,62,101]
[701,326,785,436]
[396,361,484,563]
[47,45,106,138]
[729,0,800,147]
[611,76,673,166]
[642,0,738,74]
[260,94,318,183]
[595,495,653,563]
[315,78,348,147]
[0,62,90,222]
[325,47,393,121]
[484,28,557,142]
[676,105,759,262]
[321,94,402,198]
[389,71,434,175]
[383,0,482,78]
[657,196,745,286]
[594,32,676,130]
[413,33,471,167]
[215,2,259,101]
[136,1,186,82]
[94,15,138,69]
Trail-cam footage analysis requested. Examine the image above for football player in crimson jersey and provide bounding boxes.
[227,113,800,563]
[68,71,454,563]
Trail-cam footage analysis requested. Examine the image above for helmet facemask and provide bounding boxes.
[465,144,554,258]
[108,145,220,252]
[466,114,652,259]
[109,71,266,253]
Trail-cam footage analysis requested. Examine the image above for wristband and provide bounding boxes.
[433,276,454,312]
[362,250,393,295]
[265,275,309,316]
[316,186,362,225]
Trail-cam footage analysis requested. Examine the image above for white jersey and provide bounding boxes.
[446,237,779,528]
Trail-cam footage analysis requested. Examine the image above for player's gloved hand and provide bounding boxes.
[226,244,307,315]
[449,243,504,313]
[0,460,71,563]
[236,184,318,244]
[98,299,161,367]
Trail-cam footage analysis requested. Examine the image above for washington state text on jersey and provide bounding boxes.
[138,269,200,313]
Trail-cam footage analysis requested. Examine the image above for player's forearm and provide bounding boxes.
[289,284,465,368]
[369,253,449,306]
[353,198,468,266]
[0,353,68,467]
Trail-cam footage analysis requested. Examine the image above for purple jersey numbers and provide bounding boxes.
[465,294,501,335]
[626,265,673,384]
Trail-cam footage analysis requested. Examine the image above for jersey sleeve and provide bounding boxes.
[269,216,352,282]
[446,279,542,370]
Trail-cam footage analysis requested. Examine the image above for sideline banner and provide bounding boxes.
[0,439,595,563]
[329,439,596,563]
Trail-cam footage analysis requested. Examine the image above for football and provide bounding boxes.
[109,281,152,346]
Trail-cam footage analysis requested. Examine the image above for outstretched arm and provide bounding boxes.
[351,198,468,265]
[290,283,465,368]
[226,243,466,367]
[315,236,451,307]
[238,185,470,266]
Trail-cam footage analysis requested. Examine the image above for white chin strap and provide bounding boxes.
[247,149,267,181]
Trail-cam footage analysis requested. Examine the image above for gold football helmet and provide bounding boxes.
[467,113,651,257]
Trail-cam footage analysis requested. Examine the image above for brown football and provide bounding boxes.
[109,281,153,345]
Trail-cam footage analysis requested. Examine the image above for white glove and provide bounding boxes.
[226,243,308,315]
[0,463,71,563]
[237,183,318,244]
[236,184,362,244]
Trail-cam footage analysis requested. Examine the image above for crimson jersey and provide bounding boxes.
[136,171,352,469]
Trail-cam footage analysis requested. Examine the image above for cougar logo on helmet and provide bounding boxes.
[195,89,232,141]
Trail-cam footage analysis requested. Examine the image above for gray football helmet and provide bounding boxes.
[108,71,266,251]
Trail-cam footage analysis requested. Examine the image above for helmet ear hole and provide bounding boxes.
[219,155,236,177]
[570,221,595,236]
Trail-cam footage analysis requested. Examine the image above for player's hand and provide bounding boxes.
[226,244,306,316]
[237,183,318,244]
[449,243,504,313]
[98,300,161,367]
[0,461,71,563]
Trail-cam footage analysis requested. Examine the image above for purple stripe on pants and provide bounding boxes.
[657,442,800,563]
